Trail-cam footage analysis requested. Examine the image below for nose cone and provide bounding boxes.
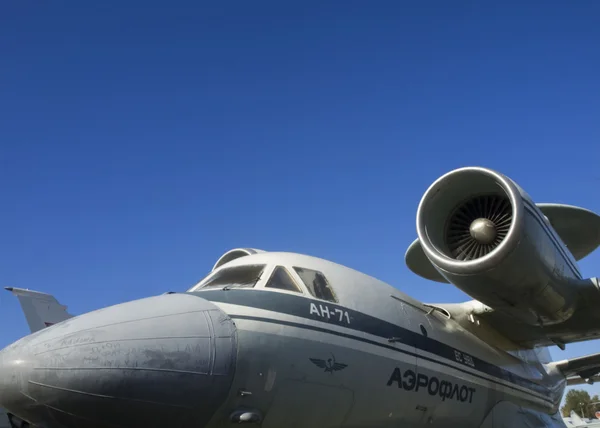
[0,293,237,428]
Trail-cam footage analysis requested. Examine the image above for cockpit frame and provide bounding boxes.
[189,262,339,304]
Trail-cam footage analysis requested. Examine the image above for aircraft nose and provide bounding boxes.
[0,293,237,428]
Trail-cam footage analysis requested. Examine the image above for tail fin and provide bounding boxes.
[5,287,73,333]
[569,410,586,426]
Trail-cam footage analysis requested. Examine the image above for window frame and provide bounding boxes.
[290,266,338,303]
[192,264,267,291]
[262,265,304,295]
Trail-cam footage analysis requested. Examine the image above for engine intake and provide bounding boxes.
[417,167,526,275]
[446,194,512,260]
[415,167,581,326]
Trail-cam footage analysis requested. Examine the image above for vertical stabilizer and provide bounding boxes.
[569,410,586,426]
[4,287,73,333]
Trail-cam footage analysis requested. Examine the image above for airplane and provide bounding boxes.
[0,288,73,428]
[1,166,600,428]
[563,410,600,427]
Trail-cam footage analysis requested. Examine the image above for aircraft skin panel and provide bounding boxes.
[195,288,563,427]
[213,299,419,359]
[479,401,567,428]
[1,287,75,428]
[212,296,553,406]
[198,290,557,398]
[414,356,548,409]
[229,307,548,404]
[0,293,237,428]
[205,305,559,428]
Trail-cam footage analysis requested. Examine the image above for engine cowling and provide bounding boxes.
[415,167,582,326]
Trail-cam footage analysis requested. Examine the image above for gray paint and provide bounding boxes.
[0,293,236,428]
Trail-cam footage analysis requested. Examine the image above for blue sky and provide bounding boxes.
[1,1,600,401]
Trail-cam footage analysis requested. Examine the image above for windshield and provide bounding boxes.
[265,266,302,293]
[293,267,337,302]
[199,264,266,290]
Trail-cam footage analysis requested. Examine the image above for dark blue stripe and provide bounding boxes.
[191,289,554,401]
[523,200,581,279]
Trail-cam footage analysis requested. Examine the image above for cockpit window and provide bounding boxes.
[200,264,266,289]
[265,266,302,294]
[293,267,337,303]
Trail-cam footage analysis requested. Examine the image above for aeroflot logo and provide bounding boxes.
[386,367,476,404]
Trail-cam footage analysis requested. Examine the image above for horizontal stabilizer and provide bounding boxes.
[5,286,73,333]
[548,352,600,385]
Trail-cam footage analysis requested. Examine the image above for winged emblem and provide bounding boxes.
[309,354,348,373]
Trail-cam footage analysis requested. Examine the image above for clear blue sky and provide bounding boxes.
[1,1,600,401]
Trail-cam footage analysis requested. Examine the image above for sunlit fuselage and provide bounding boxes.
[0,252,568,428]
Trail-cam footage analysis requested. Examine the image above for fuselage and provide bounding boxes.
[0,251,570,428]
[189,252,568,428]
[0,407,7,428]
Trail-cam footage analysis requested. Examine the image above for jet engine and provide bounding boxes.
[414,167,584,326]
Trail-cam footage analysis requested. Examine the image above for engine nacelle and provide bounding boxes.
[415,167,583,326]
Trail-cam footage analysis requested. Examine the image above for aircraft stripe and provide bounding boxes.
[230,313,555,407]
[193,290,556,401]
[523,200,581,279]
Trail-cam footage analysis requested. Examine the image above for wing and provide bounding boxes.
[309,358,327,369]
[434,287,600,349]
[405,239,449,284]
[537,203,600,261]
[548,352,600,385]
[332,363,347,371]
